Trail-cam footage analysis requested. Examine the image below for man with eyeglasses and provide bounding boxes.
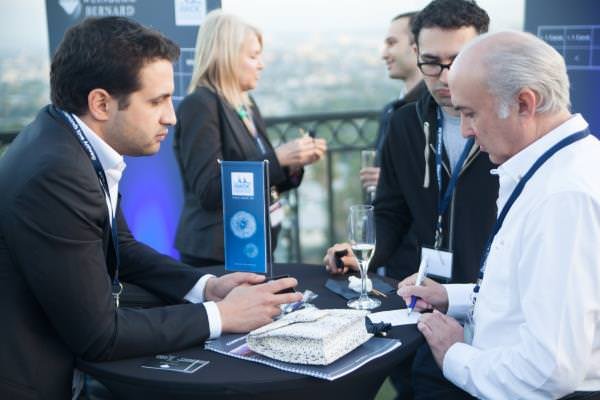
[326,0,496,290]
[322,1,497,397]
[370,0,497,289]
[373,0,497,398]
[323,1,495,399]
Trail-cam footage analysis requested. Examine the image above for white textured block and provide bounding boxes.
[247,308,372,365]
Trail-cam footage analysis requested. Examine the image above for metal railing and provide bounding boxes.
[265,110,380,263]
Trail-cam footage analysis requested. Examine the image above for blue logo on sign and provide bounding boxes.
[244,243,259,258]
[230,211,257,239]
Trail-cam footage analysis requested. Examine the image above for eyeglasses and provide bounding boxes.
[417,60,453,77]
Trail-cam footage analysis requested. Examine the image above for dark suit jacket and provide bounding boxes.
[0,106,210,400]
[173,86,302,261]
[375,80,428,164]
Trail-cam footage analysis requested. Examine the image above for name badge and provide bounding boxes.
[421,246,453,280]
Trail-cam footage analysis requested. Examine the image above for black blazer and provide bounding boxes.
[0,106,210,400]
[174,86,302,261]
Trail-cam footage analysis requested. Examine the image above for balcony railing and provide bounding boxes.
[265,110,380,263]
[0,109,381,263]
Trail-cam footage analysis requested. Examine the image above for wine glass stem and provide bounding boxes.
[359,261,368,298]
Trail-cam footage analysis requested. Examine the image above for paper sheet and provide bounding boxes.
[368,309,421,326]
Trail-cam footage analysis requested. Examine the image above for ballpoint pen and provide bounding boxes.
[407,256,428,315]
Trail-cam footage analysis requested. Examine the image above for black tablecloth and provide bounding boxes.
[77,264,424,400]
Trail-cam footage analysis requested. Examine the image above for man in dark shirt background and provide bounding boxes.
[360,11,427,196]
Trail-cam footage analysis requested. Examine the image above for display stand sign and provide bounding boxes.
[220,160,272,274]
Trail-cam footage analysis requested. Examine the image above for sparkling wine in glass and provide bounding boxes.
[347,204,381,310]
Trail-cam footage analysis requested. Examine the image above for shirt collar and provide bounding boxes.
[398,88,405,100]
[72,114,126,176]
[496,113,588,183]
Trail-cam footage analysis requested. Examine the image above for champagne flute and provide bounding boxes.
[361,150,377,203]
[346,204,381,310]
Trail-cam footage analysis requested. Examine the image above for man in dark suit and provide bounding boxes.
[0,17,301,400]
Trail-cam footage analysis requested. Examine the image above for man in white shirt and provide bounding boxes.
[398,31,600,399]
[0,17,300,400]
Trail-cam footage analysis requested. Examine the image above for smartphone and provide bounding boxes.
[334,249,348,270]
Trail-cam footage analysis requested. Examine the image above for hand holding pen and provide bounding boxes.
[397,260,450,314]
[407,257,428,315]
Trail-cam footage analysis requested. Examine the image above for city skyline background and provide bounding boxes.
[1,0,525,129]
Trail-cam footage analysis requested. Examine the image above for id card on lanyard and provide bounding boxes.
[422,109,474,281]
[57,108,123,307]
[463,129,590,343]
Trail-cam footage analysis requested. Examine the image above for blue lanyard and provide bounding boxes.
[56,109,122,302]
[254,135,268,155]
[434,109,474,249]
[474,129,590,294]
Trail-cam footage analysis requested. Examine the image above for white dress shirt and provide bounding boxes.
[72,114,222,338]
[443,114,600,399]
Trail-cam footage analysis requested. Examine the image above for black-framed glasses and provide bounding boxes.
[417,60,453,77]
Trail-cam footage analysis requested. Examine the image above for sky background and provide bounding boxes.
[0,0,525,54]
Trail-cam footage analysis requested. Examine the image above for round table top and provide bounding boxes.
[77,263,424,400]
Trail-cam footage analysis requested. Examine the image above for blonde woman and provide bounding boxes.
[174,10,326,267]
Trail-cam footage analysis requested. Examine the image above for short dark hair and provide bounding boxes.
[50,16,180,115]
[392,11,418,24]
[411,0,489,46]
[391,11,419,44]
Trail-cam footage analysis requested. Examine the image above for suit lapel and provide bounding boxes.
[52,106,118,279]
[218,97,262,159]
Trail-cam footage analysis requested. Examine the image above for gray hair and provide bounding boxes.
[466,31,571,118]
